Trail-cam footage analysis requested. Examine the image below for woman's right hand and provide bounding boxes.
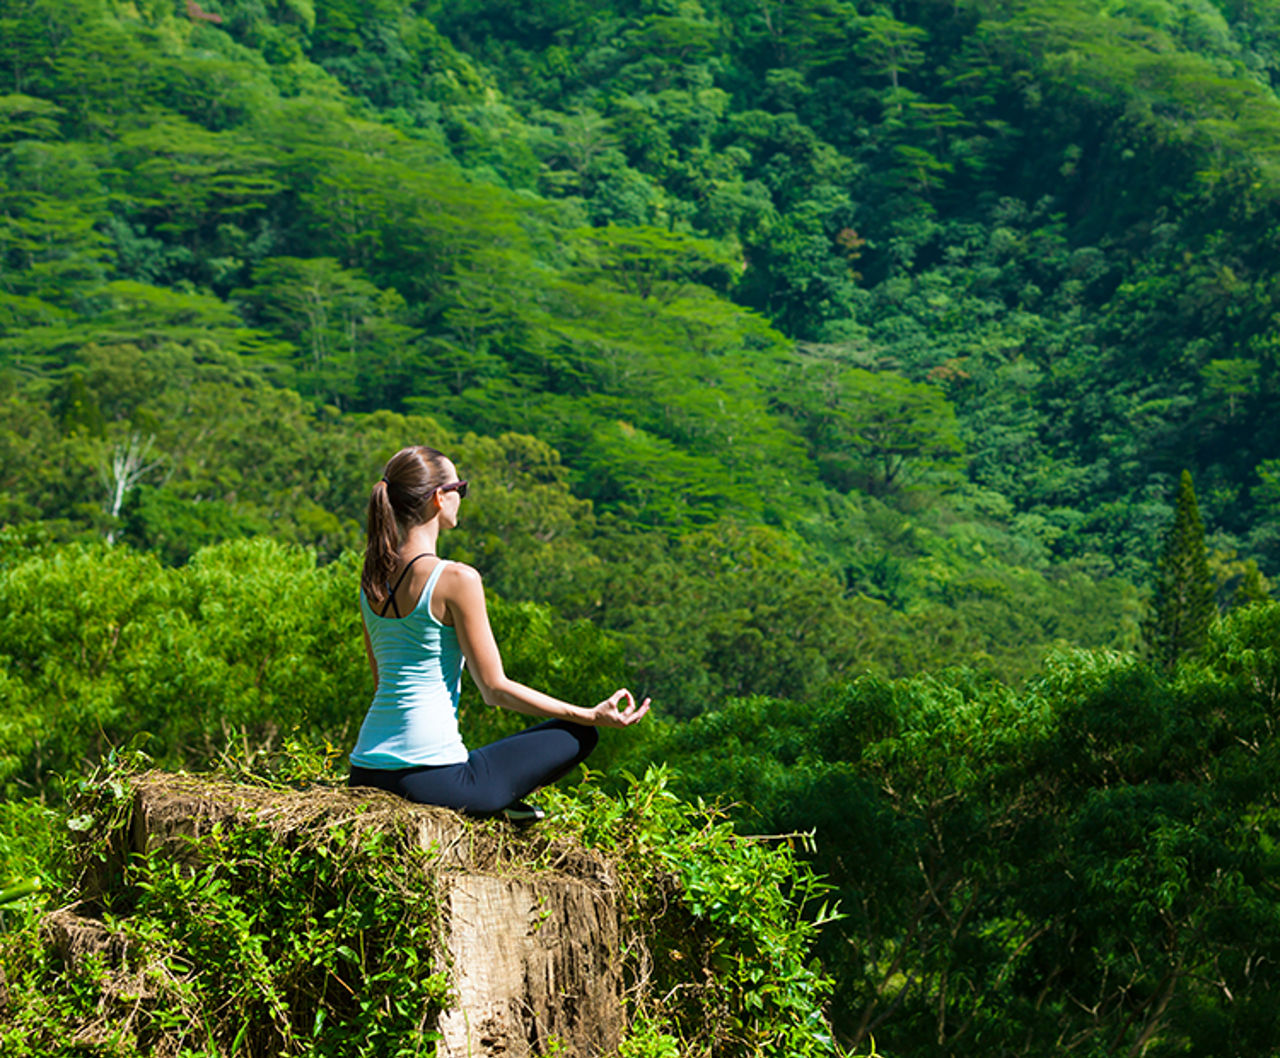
[590,688,651,728]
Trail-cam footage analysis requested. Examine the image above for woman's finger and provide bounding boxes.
[595,689,649,727]
[616,697,649,725]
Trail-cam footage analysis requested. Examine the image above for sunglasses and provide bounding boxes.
[435,479,469,499]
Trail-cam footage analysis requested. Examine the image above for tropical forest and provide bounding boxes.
[2,0,1280,1053]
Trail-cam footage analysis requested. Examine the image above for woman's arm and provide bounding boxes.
[444,563,649,728]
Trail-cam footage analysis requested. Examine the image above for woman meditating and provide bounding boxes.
[348,445,650,820]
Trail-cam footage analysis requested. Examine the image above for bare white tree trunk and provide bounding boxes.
[100,433,160,544]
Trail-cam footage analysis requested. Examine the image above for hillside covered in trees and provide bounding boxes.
[3,0,1280,1054]
[2,0,1276,702]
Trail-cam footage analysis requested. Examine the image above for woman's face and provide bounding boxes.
[437,458,463,531]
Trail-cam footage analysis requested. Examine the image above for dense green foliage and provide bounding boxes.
[17,0,1280,706]
[5,0,1280,1053]
[4,541,1280,1055]
[408,0,1280,579]
[633,600,1280,1054]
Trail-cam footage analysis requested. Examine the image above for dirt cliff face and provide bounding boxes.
[438,873,620,1057]
[57,773,625,1058]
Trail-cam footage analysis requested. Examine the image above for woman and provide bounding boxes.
[348,445,650,819]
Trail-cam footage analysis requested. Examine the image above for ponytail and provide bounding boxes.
[360,446,451,607]
[361,478,400,609]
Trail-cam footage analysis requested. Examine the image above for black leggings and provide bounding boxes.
[347,720,599,816]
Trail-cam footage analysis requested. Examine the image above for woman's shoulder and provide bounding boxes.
[434,560,486,624]
[437,560,484,593]
[440,558,480,579]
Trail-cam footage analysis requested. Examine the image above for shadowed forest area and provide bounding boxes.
[3,0,1280,1053]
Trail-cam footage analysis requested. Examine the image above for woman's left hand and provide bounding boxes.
[589,688,652,728]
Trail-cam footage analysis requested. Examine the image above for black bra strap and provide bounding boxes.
[381,553,435,618]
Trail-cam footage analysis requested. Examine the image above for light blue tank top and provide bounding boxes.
[351,559,469,768]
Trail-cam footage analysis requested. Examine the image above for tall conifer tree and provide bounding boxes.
[1142,470,1215,667]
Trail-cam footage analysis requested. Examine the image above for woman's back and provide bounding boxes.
[352,557,467,768]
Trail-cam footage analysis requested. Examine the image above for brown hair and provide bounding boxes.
[361,445,452,607]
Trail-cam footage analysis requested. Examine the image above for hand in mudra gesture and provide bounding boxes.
[590,688,651,728]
